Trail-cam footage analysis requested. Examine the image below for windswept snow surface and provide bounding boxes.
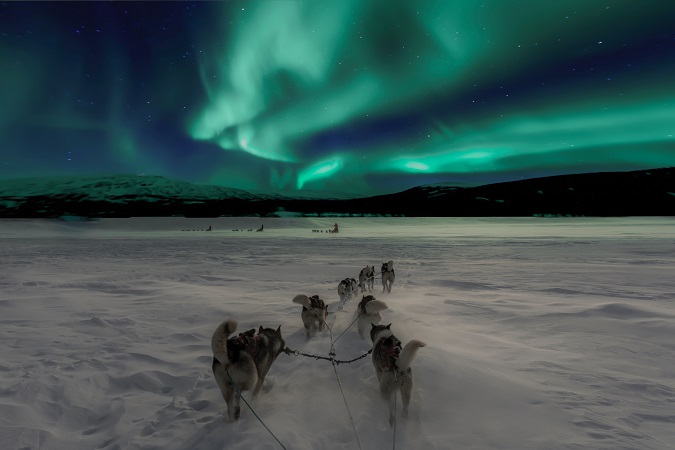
[1,217,674,449]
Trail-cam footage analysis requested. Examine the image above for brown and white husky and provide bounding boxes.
[211,319,285,420]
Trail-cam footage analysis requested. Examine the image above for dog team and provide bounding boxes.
[211,259,426,427]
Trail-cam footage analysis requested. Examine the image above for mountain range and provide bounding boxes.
[0,168,673,218]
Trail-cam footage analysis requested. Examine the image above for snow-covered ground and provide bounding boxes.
[1,217,674,450]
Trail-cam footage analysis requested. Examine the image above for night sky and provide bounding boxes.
[1,1,674,196]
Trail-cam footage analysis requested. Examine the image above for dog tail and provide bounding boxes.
[364,299,388,315]
[292,294,312,309]
[397,339,426,372]
[211,319,237,366]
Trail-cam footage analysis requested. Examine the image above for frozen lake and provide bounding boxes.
[1,217,674,449]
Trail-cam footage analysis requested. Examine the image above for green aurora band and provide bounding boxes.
[188,0,675,192]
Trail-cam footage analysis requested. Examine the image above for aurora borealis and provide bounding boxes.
[1,1,674,196]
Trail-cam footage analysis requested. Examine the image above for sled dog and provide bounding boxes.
[356,294,388,338]
[211,319,285,420]
[370,323,425,426]
[359,265,375,293]
[292,294,328,337]
[338,277,358,301]
[381,260,395,293]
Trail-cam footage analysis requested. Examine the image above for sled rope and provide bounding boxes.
[289,296,363,447]
[285,305,367,362]
[282,346,372,364]
[392,391,397,450]
[332,312,361,343]
[324,295,364,449]
[328,289,349,329]
[225,370,288,450]
[330,352,363,450]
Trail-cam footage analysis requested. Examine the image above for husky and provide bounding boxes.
[292,294,328,337]
[211,319,285,420]
[338,277,358,301]
[356,294,388,338]
[358,265,375,293]
[370,323,426,426]
[381,260,395,293]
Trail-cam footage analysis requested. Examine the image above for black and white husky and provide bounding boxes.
[381,260,395,293]
[292,294,328,337]
[211,319,285,420]
[356,294,388,338]
[370,323,426,426]
[358,265,375,293]
[338,277,358,301]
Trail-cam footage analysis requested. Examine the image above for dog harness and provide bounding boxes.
[308,295,323,310]
[375,336,402,370]
[229,330,261,358]
[358,295,375,314]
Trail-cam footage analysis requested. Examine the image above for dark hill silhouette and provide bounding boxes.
[0,168,673,218]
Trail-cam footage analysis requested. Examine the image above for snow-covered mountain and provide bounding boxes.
[0,175,278,218]
[0,175,261,202]
[0,168,674,218]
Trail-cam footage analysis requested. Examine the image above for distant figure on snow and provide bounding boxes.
[332,223,339,233]
[206,225,212,231]
[256,224,264,232]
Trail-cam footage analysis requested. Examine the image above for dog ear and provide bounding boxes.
[386,324,392,329]
[276,325,282,336]
[371,323,377,329]
[258,326,264,334]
